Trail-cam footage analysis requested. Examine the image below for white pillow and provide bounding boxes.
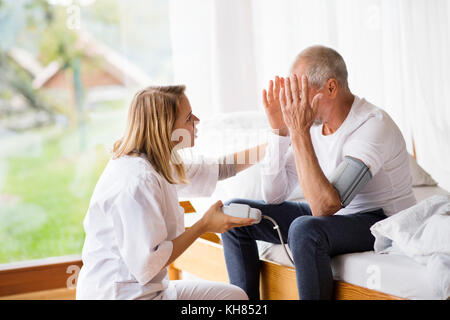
[408,154,437,186]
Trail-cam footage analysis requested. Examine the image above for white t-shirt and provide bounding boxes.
[76,154,218,300]
[261,95,416,217]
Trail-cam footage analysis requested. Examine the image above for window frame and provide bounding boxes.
[0,255,82,298]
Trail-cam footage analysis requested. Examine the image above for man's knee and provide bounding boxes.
[288,216,327,248]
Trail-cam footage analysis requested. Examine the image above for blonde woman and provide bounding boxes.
[76,85,265,300]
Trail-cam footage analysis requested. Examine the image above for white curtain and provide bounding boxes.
[169,0,450,190]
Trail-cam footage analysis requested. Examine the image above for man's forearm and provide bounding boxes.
[291,132,341,216]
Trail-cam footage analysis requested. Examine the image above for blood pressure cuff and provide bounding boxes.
[330,156,372,207]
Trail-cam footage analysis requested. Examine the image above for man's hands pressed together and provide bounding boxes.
[262,74,323,137]
[279,74,323,136]
[263,74,341,217]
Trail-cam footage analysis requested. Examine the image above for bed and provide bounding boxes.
[255,185,450,300]
[171,111,450,300]
[175,185,449,300]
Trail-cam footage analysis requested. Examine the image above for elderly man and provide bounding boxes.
[221,45,416,300]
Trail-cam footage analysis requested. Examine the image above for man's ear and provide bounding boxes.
[326,79,338,99]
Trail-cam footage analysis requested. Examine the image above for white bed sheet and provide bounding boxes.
[256,185,449,300]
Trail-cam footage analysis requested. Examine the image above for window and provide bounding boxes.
[0,0,172,264]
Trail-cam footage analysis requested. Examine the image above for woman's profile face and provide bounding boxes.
[172,94,200,148]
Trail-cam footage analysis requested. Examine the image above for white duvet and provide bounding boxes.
[370,195,450,300]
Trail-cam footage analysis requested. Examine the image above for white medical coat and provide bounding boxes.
[76,153,218,300]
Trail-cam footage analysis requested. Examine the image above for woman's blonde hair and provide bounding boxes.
[112,85,188,184]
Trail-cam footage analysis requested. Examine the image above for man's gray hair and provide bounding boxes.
[292,45,349,90]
